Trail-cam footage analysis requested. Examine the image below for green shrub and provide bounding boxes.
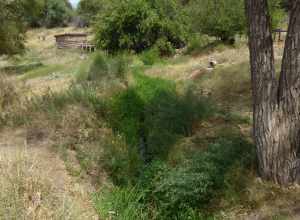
[97,135,254,219]
[93,187,147,220]
[87,52,109,81]
[107,73,216,183]
[20,0,72,28]
[186,34,210,55]
[110,53,130,80]
[94,0,187,53]
[0,0,26,55]
[77,0,107,25]
[155,38,176,57]
[186,0,245,42]
[109,88,144,148]
[78,52,129,83]
[150,137,255,218]
[139,48,160,66]
[44,0,72,28]
[100,135,143,185]
[268,0,286,29]
[185,0,284,43]
[108,74,176,163]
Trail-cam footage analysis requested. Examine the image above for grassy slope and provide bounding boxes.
[1,28,300,219]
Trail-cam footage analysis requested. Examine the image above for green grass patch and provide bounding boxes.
[93,187,148,220]
[20,64,66,80]
[0,62,43,75]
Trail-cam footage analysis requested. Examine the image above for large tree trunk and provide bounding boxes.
[246,0,300,185]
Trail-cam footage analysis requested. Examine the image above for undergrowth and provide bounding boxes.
[94,136,255,220]
[0,148,81,219]
[1,50,258,220]
[0,74,22,127]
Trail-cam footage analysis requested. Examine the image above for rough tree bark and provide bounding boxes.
[246,0,300,185]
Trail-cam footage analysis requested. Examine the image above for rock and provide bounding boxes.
[209,58,218,68]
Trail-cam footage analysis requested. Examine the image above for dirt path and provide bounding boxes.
[0,128,99,220]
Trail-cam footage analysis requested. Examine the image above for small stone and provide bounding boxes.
[209,59,217,68]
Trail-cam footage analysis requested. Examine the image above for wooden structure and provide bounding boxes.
[54,33,96,52]
[273,29,287,42]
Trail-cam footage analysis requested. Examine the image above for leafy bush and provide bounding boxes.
[155,37,176,57]
[268,0,286,29]
[109,88,145,148]
[185,0,285,42]
[22,0,46,27]
[186,0,246,43]
[100,135,143,185]
[107,73,215,180]
[96,136,255,219]
[77,0,107,25]
[20,0,72,28]
[110,53,130,80]
[44,0,72,28]
[87,52,109,81]
[150,137,255,218]
[78,52,129,83]
[139,48,160,66]
[94,0,187,53]
[186,34,210,55]
[0,0,26,55]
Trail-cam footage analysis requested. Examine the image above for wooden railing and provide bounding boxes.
[56,40,96,52]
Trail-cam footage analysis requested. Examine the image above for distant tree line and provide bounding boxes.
[76,0,285,54]
[0,0,287,55]
[0,0,73,55]
[0,0,26,55]
[24,0,73,28]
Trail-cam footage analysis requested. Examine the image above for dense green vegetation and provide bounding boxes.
[186,0,246,43]
[43,0,73,28]
[22,0,73,28]
[77,0,106,25]
[0,46,258,218]
[0,1,26,55]
[94,0,187,53]
[0,51,254,219]
[0,0,292,219]
[90,0,285,53]
[0,0,72,55]
[0,0,286,56]
[94,137,254,219]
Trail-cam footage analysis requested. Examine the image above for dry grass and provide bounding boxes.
[145,44,249,81]
[0,74,26,127]
[0,75,19,110]
[221,178,300,220]
[199,61,252,116]
[0,128,99,220]
[0,147,80,219]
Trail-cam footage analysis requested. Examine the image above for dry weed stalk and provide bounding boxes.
[0,146,78,219]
